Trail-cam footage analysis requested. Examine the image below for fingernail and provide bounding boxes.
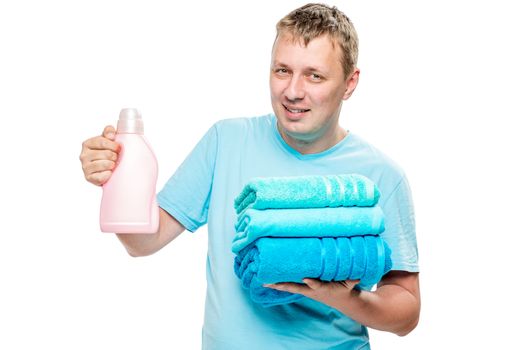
[107,132,115,139]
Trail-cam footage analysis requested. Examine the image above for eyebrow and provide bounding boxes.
[271,61,290,69]
[272,61,328,75]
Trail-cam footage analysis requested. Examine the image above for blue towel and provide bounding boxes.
[234,236,392,307]
[234,174,380,214]
[232,206,385,254]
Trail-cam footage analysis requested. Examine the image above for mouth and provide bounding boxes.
[283,104,311,117]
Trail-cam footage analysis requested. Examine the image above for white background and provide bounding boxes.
[1,0,523,348]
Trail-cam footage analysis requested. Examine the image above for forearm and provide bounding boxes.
[327,281,420,336]
[115,207,185,257]
[116,233,163,257]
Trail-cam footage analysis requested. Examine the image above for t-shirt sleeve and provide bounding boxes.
[381,175,419,272]
[156,124,218,233]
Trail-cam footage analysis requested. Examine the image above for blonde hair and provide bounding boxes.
[275,3,359,78]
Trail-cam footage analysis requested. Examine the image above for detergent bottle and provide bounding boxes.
[100,108,159,234]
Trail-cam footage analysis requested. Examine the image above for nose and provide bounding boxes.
[284,75,305,101]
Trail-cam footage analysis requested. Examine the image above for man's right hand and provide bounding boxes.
[79,125,186,255]
[79,125,121,186]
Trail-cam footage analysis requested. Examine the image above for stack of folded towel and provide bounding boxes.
[232,174,392,307]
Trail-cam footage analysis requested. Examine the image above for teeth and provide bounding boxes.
[285,106,309,113]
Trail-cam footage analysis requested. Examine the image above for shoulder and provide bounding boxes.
[351,133,406,179]
[213,114,274,135]
[345,133,410,202]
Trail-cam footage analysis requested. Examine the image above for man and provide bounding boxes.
[80,3,420,349]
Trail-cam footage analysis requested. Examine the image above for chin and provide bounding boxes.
[278,120,315,140]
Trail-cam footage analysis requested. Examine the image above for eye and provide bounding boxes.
[275,68,289,74]
[310,73,322,81]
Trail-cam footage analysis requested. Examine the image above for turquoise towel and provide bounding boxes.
[234,174,380,214]
[234,236,392,307]
[232,206,385,254]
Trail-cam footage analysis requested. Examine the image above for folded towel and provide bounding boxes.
[234,174,380,214]
[234,236,392,307]
[248,276,305,307]
[234,246,305,307]
[232,206,385,254]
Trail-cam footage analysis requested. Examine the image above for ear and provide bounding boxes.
[342,68,360,100]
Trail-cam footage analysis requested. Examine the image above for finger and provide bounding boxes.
[102,125,117,140]
[83,159,116,175]
[339,279,360,290]
[86,170,112,186]
[83,136,120,152]
[264,282,311,295]
[85,149,119,162]
[79,148,118,170]
[303,278,324,290]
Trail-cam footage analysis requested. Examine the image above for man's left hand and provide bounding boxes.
[264,278,360,305]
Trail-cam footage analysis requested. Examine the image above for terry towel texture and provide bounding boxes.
[234,236,392,307]
[232,174,391,307]
[232,206,385,254]
[234,174,380,214]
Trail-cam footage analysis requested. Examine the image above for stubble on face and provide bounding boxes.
[269,32,352,154]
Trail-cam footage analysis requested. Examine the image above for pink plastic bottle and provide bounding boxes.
[100,108,159,234]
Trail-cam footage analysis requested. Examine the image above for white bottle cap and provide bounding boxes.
[117,108,144,134]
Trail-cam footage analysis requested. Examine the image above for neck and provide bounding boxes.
[277,123,348,155]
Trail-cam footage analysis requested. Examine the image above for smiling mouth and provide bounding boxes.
[283,104,311,114]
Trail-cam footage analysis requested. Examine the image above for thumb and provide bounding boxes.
[102,125,116,140]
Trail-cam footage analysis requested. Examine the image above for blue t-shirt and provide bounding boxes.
[157,114,418,350]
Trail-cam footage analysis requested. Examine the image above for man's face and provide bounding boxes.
[270,32,358,143]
